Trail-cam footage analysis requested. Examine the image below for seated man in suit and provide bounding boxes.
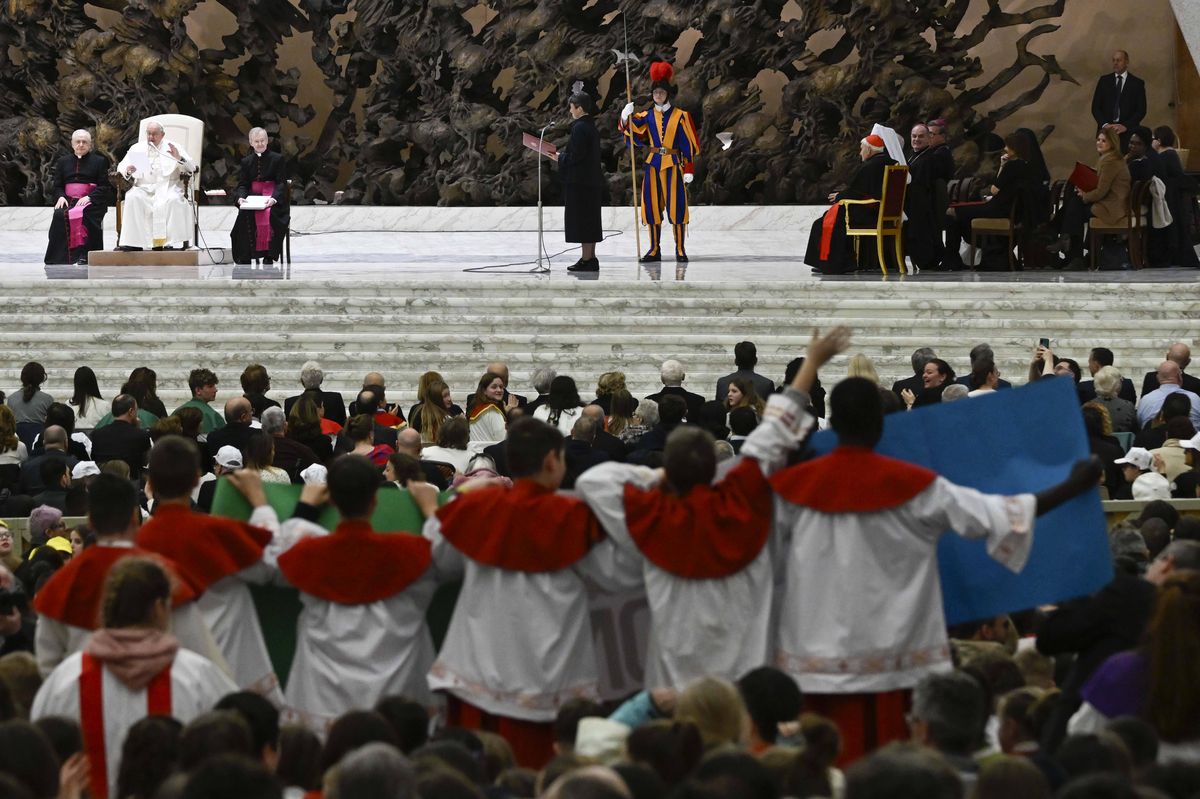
[1140,342,1200,397]
[117,121,199,251]
[645,359,704,422]
[714,342,776,402]
[283,361,347,427]
[1078,347,1138,403]
[1090,49,1146,149]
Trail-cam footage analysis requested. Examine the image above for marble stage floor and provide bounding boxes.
[2,205,1198,283]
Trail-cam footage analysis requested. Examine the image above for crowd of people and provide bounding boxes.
[0,324,1196,799]
[806,50,1199,274]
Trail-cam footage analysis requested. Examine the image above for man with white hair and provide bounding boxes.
[645,359,704,422]
[45,129,112,265]
[526,367,557,415]
[283,360,347,426]
[231,127,289,265]
[260,406,316,479]
[117,120,199,250]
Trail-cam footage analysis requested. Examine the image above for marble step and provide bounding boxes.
[0,314,1194,337]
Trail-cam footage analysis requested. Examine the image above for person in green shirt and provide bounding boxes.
[173,368,225,434]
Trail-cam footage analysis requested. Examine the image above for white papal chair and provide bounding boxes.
[115,114,204,246]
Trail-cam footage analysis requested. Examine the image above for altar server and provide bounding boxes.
[768,375,1101,763]
[278,455,440,733]
[135,436,286,703]
[45,129,112,265]
[575,328,851,690]
[231,126,289,265]
[33,473,227,678]
[32,557,237,799]
[620,61,701,263]
[424,417,638,768]
[116,120,198,250]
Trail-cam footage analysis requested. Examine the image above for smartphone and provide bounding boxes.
[1039,337,1051,348]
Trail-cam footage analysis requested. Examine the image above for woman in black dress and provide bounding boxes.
[559,93,604,272]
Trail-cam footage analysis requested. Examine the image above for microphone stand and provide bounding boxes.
[535,120,553,273]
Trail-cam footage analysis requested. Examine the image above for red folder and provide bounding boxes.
[1069,162,1099,193]
[522,132,557,159]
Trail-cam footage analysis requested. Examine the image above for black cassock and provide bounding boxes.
[559,114,604,244]
[230,150,290,264]
[904,145,955,269]
[805,153,894,274]
[44,152,112,264]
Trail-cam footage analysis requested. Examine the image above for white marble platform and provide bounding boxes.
[0,278,1195,411]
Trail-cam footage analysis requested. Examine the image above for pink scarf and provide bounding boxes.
[84,628,179,691]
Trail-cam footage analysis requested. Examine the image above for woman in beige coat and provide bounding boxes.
[1053,127,1131,268]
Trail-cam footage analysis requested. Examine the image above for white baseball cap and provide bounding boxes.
[1114,447,1152,471]
[215,446,243,469]
[1180,433,1200,451]
[71,461,100,479]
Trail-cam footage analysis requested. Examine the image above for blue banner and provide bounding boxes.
[809,377,1113,625]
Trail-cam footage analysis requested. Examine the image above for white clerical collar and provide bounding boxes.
[655,102,671,113]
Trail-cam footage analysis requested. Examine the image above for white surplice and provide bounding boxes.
[769,391,1038,693]
[278,518,440,734]
[116,139,198,248]
[467,405,507,444]
[574,389,815,690]
[31,648,237,799]
[192,506,290,705]
[423,515,639,722]
[33,541,230,679]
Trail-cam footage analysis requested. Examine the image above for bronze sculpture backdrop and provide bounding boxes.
[0,0,1075,206]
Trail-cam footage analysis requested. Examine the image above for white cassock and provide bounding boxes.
[767,389,1038,694]
[423,483,640,722]
[31,648,237,799]
[574,389,815,690]
[32,541,230,679]
[117,139,198,249]
[277,517,440,734]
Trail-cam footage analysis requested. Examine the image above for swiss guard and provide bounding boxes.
[619,61,700,263]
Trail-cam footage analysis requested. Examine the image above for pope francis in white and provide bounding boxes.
[117,121,198,249]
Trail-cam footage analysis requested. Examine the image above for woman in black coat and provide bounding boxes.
[559,93,604,272]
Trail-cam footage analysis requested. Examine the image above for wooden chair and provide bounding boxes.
[839,164,909,275]
[115,114,204,247]
[1088,180,1150,270]
[968,200,1023,271]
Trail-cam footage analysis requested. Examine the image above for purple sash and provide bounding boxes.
[251,180,275,251]
[65,182,96,249]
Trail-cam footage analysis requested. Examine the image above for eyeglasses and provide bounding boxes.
[0,532,12,540]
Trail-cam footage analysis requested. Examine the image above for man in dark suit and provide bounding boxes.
[89,394,151,479]
[1140,342,1200,397]
[392,428,449,490]
[19,426,77,495]
[1077,347,1138,403]
[283,360,346,427]
[30,458,71,511]
[204,397,257,461]
[892,347,936,404]
[1090,49,1146,148]
[581,405,626,463]
[954,344,1014,391]
[561,415,610,489]
[645,359,705,422]
[714,342,775,403]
